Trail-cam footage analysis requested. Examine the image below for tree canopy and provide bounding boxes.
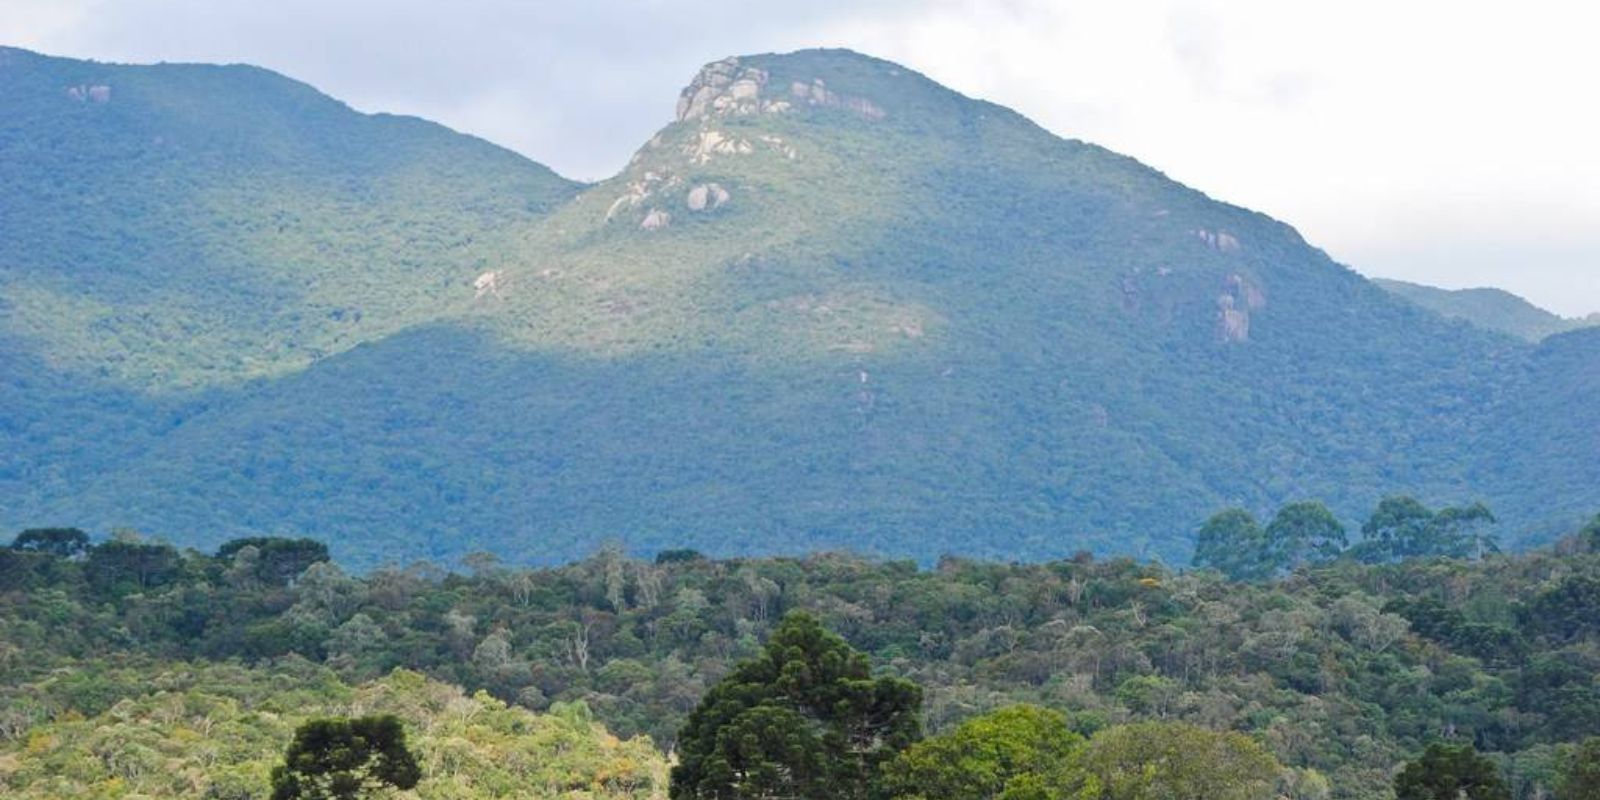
[1393,743,1509,800]
[1077,721,1280,800]
[671,611,923,800]
[877,705,1084,800]
[270,715,422,800]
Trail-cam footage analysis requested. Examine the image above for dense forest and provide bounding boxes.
[7,47,1600,569]
[3,507,1599,798]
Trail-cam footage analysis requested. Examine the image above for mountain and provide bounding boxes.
[3,47,1596,567]
[0,45,579,390]
[1374,277,1597,342]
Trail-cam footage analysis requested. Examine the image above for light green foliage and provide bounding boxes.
[877,705,1084,800]
[1556,737,1600,800]
[1077,722,1279,800]
[0,665,666,799]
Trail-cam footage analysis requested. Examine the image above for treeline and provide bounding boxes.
[669,611,1598,800]
[1193,496,1501,581]
[4,513,1600,798]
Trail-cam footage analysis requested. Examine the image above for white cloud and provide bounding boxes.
[3,0,1596,314]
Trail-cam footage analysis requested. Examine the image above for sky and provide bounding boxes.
[4,0,1597,315]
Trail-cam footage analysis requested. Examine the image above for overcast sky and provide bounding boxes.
[5,0,1597,315]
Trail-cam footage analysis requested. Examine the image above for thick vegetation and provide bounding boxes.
[0,665,666,799]
[5,514,1600,798]
[3,47,1597,567]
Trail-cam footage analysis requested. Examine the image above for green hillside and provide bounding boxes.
[3,47,1596,566]
[1374,278,1596,342]
[0,45,579,390]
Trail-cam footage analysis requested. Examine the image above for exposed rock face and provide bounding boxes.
[684,129,753,164]
[1228,273,1267,311]
[1216,273,1266,342]
[676,58,779,121]
[1194,228,1241,253]
[790,78,886,120]
[473,270,503,299]
[606,171,681,222]
[640,208,671,231]
[686,183,730,212]
[66,84,111,103]
[676,57,886,123]
[1217,295,1250,343]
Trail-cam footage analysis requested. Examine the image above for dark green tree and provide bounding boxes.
[10,527,90,558]
[1265,501,1347,568]
[1525,576,1600,642]
[1354,496,1436,563]
[1431,503,1498,560]
[1192,509,1270,581]
[270,715,422,800]
[84,539,182,595]
[1394,743,1509,800]
[671,611,922,800]
[217,536,330,586]
[1354,497,1496,563]
[656,548,707,564]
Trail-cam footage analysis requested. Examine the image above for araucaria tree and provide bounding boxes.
[670,611,923,800]
[270,715,422,800]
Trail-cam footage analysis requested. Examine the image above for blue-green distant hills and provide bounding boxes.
[1375,278,1598,342]
[3,46,1594,567]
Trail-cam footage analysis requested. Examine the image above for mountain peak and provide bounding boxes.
[675,51,890,124]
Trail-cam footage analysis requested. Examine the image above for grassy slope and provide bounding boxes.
[3,48,1594,566]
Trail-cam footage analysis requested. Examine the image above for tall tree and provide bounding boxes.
[1077,721,1279,800]
[671,611,922,800]
[217,537,330,586]
[877,705,1084,800]
[1430,503,1498,560]
[1355,496,1436,563]
[84,539,182,595]
[1394,743,1509,800]
[1193,509,1270,581]
[1354,497,1497,563]
[10,527,90,558]
[270,715,422,800]
[1265,501,1347,569]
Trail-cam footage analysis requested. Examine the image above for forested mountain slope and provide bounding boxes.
[3,47,1595,565]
